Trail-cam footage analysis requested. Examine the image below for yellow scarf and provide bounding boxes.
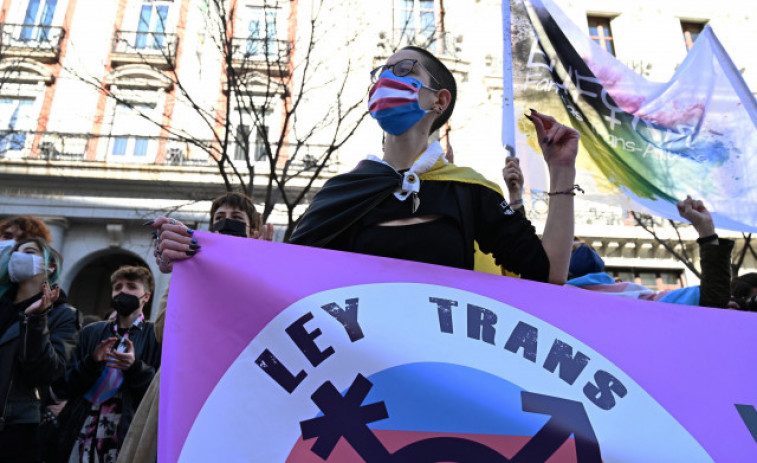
[418,157,520,277]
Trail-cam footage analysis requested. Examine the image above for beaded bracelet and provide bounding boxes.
[547,184,585,196]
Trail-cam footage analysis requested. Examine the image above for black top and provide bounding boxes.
[354,216,467,269]
[354,180,549,279]
[57,319,161,455]
[0,289,80,428]
[290,160,550,282]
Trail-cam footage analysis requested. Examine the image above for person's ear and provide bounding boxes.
[434,89,452,113]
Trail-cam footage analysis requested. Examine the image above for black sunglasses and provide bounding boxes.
[370,58,441,89]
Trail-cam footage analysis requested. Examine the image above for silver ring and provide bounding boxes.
[169,218,177,225]
[159,258,171,266]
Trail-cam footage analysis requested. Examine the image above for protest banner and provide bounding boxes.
[506,0,757,232]
[160,232,757,462]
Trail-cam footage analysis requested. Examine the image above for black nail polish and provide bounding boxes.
[529,108,537,113]
[142,220,155,227]
[524,114,534,121]
[191,238,198,244]
[189,244,201,250]
[542,137,550,144]
[185,250,197,256]
[186,229,195,235]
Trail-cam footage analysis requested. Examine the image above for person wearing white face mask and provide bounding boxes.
[0,238,80,462]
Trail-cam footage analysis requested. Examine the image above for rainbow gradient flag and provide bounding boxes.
[506,0,757,232]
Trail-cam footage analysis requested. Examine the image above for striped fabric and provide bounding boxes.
[368,78,421,113]
[83,333,129,405]
[368,70,428,135]
[567,272,700,306]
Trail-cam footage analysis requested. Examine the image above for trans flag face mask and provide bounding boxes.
[368,69,435,136]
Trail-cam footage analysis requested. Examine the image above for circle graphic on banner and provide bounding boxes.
[180,283,712,462]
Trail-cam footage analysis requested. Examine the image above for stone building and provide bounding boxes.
[0,0,754,317]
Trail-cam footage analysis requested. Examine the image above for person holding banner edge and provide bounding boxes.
[116,193,272,463]
[503,156,526,217]
[503,158,734,309]
[150,47,580,285]
[566,196,734,309]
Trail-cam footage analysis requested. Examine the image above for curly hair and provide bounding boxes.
[0,216,53,243]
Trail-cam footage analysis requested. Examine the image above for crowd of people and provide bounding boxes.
[1,46,755,462]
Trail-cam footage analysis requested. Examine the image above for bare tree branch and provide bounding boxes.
[632,212,701,279]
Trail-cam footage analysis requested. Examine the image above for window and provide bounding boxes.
[112,136,148,156]
[587,16,615,56]
[681,21,705,51]
[245,6,278,57]
[234,124,250,161]
[396,0,438,51]
[606,267,683,291]
[20,0,57,42]
[254,125,268,161]
[136,1,170,49]
[233,123,269,162]
[110,102,156,161]
[0,99,35,153]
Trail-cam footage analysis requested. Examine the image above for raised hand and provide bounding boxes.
[25,281,60,315]
[527,109,579,170]
[106,338,135,370]
[677,195,716,238]
[503,157,524,197]
[146,216,199,273]
[253,223,275,241]
[92,337,119,363]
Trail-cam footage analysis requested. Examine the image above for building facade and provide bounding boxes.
[0,0,755,317]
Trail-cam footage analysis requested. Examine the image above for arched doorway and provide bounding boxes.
[68,250,154,320]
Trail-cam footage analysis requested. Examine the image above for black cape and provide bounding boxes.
[289,160,402,248]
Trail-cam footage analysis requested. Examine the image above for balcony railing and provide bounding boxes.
[230,38,291,75]
[0,131,335,171]
[0,131,202,164]
[0,23,65,62]
[111,30,177,69]
[379,29,463,61]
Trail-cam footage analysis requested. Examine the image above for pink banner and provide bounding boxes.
[160,232,757,462]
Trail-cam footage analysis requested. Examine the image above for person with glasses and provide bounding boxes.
[151,46,579,285]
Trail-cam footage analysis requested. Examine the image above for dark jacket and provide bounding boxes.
[698,238,735,309]
[0,290,80,430]
[56,318,161,457]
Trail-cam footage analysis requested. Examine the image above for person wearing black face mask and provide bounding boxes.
[117,193,273,462]
[212,217,248,238]
[55,266,160,463]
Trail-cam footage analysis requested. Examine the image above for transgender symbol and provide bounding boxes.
[299,374,602,463]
